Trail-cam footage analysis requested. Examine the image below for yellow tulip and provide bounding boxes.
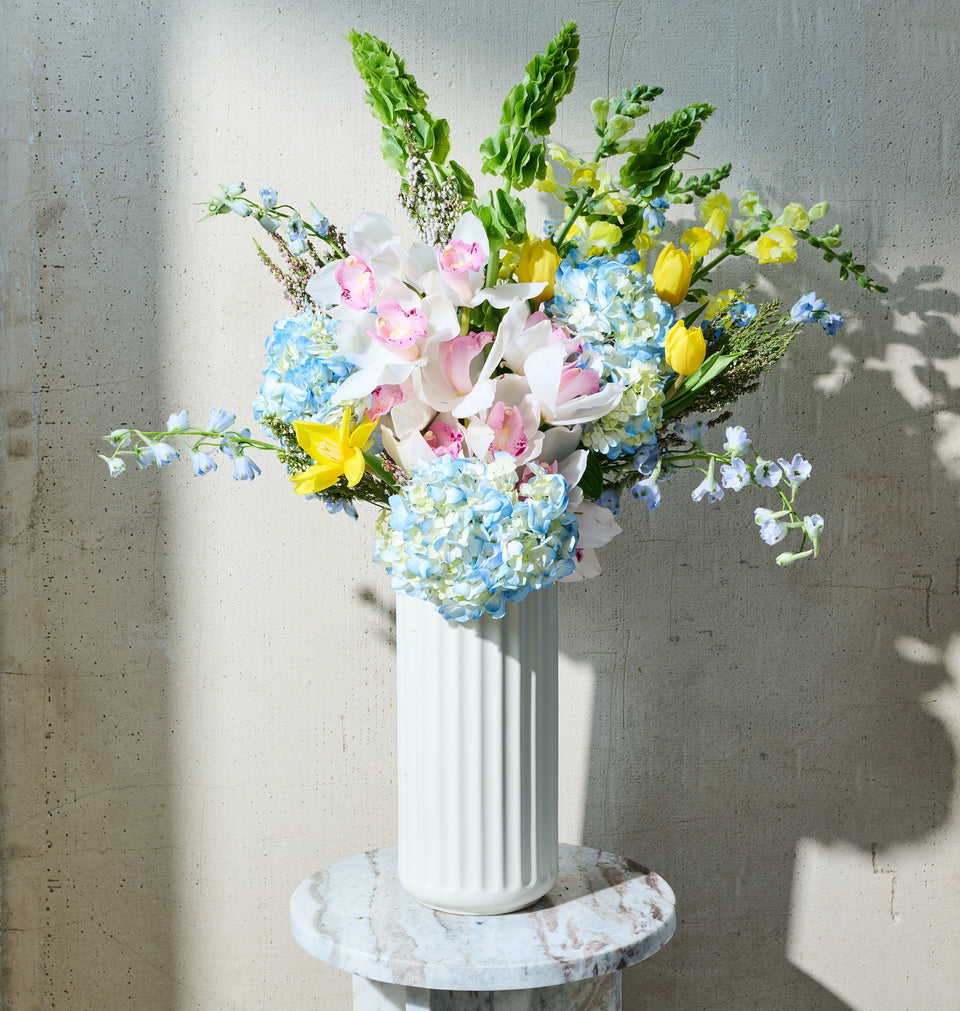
[652,243,694,307]
[517,237,561,304]
[665,320,706,376]
[290,409,376,495]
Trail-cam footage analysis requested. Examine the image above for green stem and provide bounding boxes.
[553,189,590,248]
[690,227,763,285]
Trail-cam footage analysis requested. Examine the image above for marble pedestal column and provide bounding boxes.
[290,844,676,1010]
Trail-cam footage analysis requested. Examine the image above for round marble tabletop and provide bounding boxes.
[290,843,676,992]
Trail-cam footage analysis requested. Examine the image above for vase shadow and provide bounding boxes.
[562,262,958,1009]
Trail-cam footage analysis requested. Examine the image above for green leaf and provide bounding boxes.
[661,351,740,420]
[578,452,604,500]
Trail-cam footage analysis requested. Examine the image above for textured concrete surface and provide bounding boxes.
[2,1,959,1008]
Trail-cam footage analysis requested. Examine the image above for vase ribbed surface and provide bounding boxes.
[395,587,559,915]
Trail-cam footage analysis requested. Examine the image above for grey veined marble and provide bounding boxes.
[290,843,676,1002]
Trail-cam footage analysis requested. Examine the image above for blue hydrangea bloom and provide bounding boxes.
[374,454,578,622]
[252,311,356,425]
[548,251,673,459]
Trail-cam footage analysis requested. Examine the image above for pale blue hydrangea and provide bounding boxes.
[373,453,578,622]
[549,251,673,459]
[580,359,665,459]
[252,311,356,425]
[550,250,675,366]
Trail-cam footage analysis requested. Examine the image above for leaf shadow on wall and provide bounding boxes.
[562,263,958,1010]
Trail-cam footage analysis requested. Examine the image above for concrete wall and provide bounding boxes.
[2,0,958,1007]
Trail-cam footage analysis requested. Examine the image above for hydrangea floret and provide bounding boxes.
[100,22,887,621]
[374,454,578,621]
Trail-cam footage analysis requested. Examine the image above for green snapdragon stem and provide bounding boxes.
[691,227,763,284]
[553,189,591,248]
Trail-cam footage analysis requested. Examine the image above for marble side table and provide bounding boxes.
[290,843,676,1009]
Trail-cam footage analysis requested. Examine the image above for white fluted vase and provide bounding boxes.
[395,587,559,915]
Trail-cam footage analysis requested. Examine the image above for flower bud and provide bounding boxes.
[652,243,694,307]
[665,320,706,375]
[517,237,561,304]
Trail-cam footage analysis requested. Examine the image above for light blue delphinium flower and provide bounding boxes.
[166,409,189,432]
[755,507,789,545]
[259,187,278,209]
[642,197,669,231]
[100,455,126,477]
[819,311,844,336]
[691,459,723,503]
[791,292,827,323]
[674,420,707,449]
[148,441,179,467]
[310,205,330,236]
[209,408,237,433]
[723,425,752,458]
[727,300,757,327]
[753,457,782,488]
[597,488,622,516]
[720,457,750,491]
[803,513,824,550]
[190,450,217,476]
[778,453,812,488]
[629,473,661,508]
[230,454,261,481]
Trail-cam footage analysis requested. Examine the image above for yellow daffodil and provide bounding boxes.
[652,242,694,306]
[290,409,376,495]
[665,320,707,376]
[517,236,561,304]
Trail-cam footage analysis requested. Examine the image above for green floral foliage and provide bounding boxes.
[620,102,716,197]
[479,22,579,189]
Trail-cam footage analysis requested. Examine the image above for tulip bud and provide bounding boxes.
[665,320,706,376]
[652,243,694,307]
[517,237,561,304]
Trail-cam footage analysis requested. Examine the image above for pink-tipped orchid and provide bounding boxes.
[522,345,624,425]
[423,419,466,458]
[437,238,485,275]
[334,255,376,310]
[369,384,406,421]
[464,376,544,465]
[368,301,428,356]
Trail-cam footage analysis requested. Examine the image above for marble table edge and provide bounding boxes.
[290,844,677,992]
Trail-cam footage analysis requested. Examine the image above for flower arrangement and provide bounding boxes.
[101,23,884,621]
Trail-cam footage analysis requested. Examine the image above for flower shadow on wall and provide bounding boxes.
[563,261,959,1010]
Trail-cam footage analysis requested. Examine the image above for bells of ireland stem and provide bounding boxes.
[517,237,561,305]
[652,242,694,307]
[665,320,706,376]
